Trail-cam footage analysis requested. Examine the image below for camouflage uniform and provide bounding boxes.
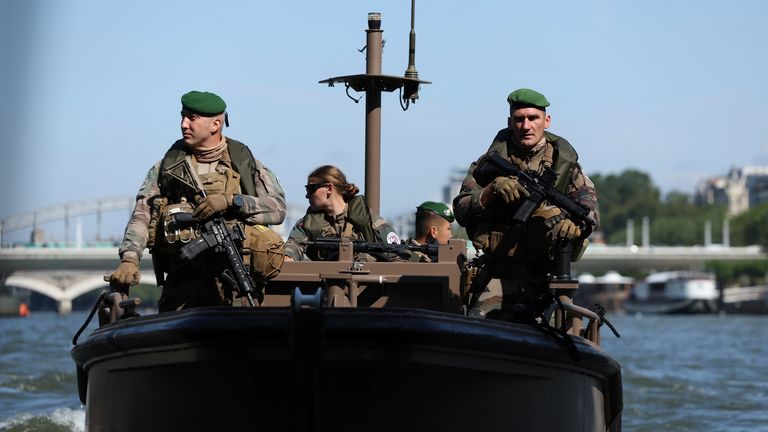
[453,129,600,317]
[118,137,286,311]
[405,239,433,263]
[285,195,400,261]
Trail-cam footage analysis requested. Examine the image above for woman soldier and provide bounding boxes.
[284,165,401,261]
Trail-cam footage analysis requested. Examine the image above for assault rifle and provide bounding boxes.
[301,238,439,262]
[162,158,260,306]
[169,212,258,307]
[475,152,594,237]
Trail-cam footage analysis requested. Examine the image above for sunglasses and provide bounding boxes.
[304,183,330,194]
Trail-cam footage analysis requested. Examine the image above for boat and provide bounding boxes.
[576,271,634,312]
[72,242,623,431]
[721,284,768,314]
[71,6,623,431]
[72,246,623,431]
[624,270,718,314]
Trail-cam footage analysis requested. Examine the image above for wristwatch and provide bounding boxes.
[232,194,244,211]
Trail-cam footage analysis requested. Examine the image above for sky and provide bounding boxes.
[2,0,767,242]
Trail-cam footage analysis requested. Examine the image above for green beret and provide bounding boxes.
[181,91,227,116]
[417,201,454,223]
[507,88,550,110]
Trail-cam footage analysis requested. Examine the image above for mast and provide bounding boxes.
[320,5,429,216]
[365,13,383,215]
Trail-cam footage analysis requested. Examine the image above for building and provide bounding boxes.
[695,166,768,215]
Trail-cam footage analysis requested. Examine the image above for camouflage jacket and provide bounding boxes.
[285,196,400,261]
[405,238,432,263]
[453,128,600,239]
[118,138,286,262]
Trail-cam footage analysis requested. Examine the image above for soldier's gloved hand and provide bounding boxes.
[482,176,530,206]
[193,194,231,221]
[111,257,141,285]
[533,205,566,229]
[549,218,582,241]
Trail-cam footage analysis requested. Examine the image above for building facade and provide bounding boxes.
[696,166,768,215]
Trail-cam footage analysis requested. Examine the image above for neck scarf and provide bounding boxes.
[192,137,227,163]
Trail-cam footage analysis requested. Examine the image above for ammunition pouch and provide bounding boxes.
[146,196,168,250]
[243,225,285,286]
[162,202,199,244]
[471,221,519,258]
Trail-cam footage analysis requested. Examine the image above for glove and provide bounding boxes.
[549,218,582,241]
[480,176,529,206]
[111,258,141,285]
[193,194,231,221]
[533,205,565,229]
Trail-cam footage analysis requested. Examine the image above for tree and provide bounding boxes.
[591,171,726,245]
[730,202,768,249]
[592,169,660,244]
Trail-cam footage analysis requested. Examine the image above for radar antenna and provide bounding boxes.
[402,0,420,107]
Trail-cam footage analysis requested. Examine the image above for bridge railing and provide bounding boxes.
[1,196,135,247]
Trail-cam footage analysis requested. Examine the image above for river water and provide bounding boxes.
[1,311,766,431]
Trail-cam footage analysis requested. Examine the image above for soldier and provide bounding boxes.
[453,88,599,318]
[284,165,401,261]
[406,201,454,262]
[111,90,286,311]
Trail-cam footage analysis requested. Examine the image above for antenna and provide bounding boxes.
[403,0,419,104]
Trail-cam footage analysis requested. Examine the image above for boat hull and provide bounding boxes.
[623,298,718,314]
[72,307,622,432]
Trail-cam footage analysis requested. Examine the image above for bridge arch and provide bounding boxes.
[65,272,158,300]
[4,271,159,314]
[4,275,66,301]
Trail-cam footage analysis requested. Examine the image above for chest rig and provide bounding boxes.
[470,130,579,262]
[151,142,244,252]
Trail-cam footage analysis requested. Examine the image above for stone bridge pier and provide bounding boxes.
[3,270,157,314]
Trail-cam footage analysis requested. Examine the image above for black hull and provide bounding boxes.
[623,298,718,314]
[721,299,768,314]
[72,307,622,432]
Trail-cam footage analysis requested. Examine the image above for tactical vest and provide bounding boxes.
[484,129,578,193]
[150,138,260,268]
[302,195,379,242]
[471,129,581,261]
[157,138,258,201]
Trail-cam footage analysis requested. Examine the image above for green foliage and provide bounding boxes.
[706,260,768,286]
[592,169,660,244]
[592,170,727,245]
[650,218,700,245]
[730,202,768,250]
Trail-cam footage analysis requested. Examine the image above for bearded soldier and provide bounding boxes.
[453,88,600,318]
[111,91,286,311]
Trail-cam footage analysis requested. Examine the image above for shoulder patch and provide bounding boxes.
[386,232,401,244]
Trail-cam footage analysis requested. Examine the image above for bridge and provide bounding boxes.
[1,243,764,313]
[2,198,765,313]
